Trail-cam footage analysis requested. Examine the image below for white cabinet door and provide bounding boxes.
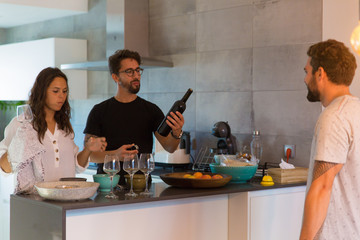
[229,186,306,240]
[0,38,87,100]
[249,188,305,240]
[66,195,229,240]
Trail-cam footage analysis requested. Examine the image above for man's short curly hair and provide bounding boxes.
[108,49,142,75]
[307,39,357,86]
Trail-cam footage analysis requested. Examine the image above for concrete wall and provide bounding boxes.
[0,0,326,167]
[146,0,323,167]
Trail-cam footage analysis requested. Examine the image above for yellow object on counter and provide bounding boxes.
[261,175,274,186]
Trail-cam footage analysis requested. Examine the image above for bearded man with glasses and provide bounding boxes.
[83,49,184,185]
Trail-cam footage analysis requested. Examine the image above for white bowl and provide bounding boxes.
[35,181,99,201]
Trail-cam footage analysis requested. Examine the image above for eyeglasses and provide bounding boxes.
[119,68,144,77]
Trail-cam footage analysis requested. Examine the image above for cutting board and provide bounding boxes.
[267,167,308,184]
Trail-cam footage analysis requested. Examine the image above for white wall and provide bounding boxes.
[323,0,360,97]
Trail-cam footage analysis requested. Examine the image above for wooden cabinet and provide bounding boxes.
[229,186,306,240]
[0,38,87,100]
[0,0,88,27]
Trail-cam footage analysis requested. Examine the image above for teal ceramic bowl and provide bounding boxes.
[209,163,258,183]
[92,174,120,192]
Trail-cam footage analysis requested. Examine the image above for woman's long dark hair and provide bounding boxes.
[28,67,73,143]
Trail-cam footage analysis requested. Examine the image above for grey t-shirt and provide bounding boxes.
[307,95,360,239]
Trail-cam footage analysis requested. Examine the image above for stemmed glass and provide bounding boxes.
[103,154,120,199]
[123,154,139,197]
[17,104,33,123]
[139,153,155,196]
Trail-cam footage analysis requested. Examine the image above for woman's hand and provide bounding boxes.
[84,136,107,152]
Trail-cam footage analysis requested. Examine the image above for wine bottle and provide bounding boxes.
[157,88,193,137]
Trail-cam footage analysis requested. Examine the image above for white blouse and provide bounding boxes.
[0,117,88,180]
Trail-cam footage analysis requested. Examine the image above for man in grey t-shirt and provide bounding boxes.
[300,40,360,239]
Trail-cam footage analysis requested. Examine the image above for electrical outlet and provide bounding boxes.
[284,144,296,158]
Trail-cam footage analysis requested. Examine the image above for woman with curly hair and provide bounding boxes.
[0,67,106,193]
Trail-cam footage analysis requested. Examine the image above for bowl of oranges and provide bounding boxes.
[160,172,232,188]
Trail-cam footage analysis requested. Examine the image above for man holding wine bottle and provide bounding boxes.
[83,49,188,185]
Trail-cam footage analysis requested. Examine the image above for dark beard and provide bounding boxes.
[306,86,320,102]
[306,74,320,102]
[128,80,140,94]
[119,78,140,94]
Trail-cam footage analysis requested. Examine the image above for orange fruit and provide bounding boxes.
[183,174,192,178]
[187,175,195,179]
[201,174,212,179]
[193,172,203,179]
[212,174,223,179]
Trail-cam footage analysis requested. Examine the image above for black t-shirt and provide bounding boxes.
[84,96,164,184]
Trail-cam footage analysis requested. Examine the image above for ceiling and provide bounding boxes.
[0,1,88,28]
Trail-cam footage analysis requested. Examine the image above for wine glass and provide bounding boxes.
[139,153,155,196]
[103,154,120,199]
[123,154,139,197]
[17,104,33,123]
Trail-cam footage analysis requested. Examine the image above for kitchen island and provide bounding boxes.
[10,180,306,240]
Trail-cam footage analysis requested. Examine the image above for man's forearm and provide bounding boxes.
[155,132,180,153]
[300,162,342,239]
[300,184,331,239]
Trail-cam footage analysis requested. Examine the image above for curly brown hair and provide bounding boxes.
[28,67,73,143]
[307,39,357,86]
[108,49,141,75]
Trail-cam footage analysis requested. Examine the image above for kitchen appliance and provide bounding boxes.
[155,131,191,165]
[211,121,237,154]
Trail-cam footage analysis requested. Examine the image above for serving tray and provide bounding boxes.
[160,172,232,188]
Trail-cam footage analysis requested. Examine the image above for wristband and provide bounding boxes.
[171,130,183,139]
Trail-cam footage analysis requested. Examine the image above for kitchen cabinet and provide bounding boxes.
[0,37,87,100]
[0,169,94,240]
[11,182,306,240]
[229,186,306,240]
[0,174,14,240]
[0,0,87,28]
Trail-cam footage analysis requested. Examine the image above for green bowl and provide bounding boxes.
[209,163,258,183]
[92,174,120,192]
